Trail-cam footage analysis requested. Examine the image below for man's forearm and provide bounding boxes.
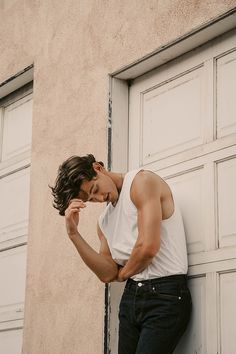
[118,244,154,281]
[70,231,118,283]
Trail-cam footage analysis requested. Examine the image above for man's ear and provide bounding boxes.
[92,161,104,173]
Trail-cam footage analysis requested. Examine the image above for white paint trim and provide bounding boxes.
[0,108,3,161]
[0,158,31,178]
[109,78,129,172]
[0,320,23,332]
[0,65,33,99]
[0,235,27,252]
[188,258,236,276]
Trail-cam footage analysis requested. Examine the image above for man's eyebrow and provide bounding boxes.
[80,184,94,201]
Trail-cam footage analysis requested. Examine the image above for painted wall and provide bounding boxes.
[0,1,236,353]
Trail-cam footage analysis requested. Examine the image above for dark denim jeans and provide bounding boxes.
[118,274,192,354]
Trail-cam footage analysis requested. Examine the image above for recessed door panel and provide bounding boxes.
[217,157,236,248]
[167,168,206,254]
[1,96,33,161]
[217,50,236,138]
[0,329,23,354]
[141,67,204,164]
[0,246,27,323]
[174,276,206,354]
[0,168,30,245]
[220,272,236,354]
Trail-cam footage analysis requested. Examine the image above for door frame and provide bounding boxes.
[104,8,236,354]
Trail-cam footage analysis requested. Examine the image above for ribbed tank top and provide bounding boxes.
[98,168,188,281]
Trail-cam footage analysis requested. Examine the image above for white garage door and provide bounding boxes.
[0,89,32,354]
[128,29,236,354]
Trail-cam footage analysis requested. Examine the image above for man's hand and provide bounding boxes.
[116,266,126,282]
[64,210,119,283]
[64,199,86,239]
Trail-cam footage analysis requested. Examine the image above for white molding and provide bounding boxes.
[0,320,23,332]
[0,157,30,178]
[203,58,215,143]
[206,272,219,353]
[0,108,3,161]
[0,66,33,99]
[0,221,28,247]
[149,143,236,177]
[0,235,27,252]
[0,303,24,324]
[188,258,236,276]
[110,78,129,172]
[204,162,216,251]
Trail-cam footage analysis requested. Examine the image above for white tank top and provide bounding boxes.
[98,168,188,281]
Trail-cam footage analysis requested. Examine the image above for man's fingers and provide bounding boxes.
[65,207,83,217]
[67,207,80,212]
[69,200,86,208]
[65,200,86,220]
[66,202,86,211]
[69,198,86,204]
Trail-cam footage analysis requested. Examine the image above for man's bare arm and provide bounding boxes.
[65,199,118,283]
[117,171,161,281]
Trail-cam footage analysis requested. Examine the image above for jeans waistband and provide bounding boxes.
[126,274,188,289]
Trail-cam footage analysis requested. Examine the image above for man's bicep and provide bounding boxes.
[137,198,161,250]
[131,172,162,255]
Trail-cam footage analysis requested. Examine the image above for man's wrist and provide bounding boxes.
[68,230,80,241]
[118,268,126,282]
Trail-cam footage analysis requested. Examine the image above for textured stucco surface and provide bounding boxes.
[0,1,236,353]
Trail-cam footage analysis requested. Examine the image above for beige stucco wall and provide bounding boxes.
[0,1,236,353]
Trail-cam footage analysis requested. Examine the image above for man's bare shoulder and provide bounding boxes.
[132,170,162,188]
[130,170,174,218]
[130,170,162,207]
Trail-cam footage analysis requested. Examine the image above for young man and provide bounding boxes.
[51,154,192,354]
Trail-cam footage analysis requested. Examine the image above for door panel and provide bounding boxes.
[216,49,236,138]
[0,246,27,323]
[175,276,206,354]
[220,272,236,354]
[1,95,32,161]
[168,168,206,254]
[141,66,204,164]
[217,157,236,248]
[0,329,23,354]
[0,168,30,247]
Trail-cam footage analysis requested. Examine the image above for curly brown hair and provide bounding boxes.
[50,154,104,216]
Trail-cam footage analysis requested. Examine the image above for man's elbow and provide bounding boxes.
[99,266,118,283]
[142,243,160,259]
[100,273,117,283]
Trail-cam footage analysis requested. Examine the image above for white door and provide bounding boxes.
[0,91,33,354]
[128,28,236,354]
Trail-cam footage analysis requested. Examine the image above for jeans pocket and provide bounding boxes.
[152,283,182,300]
[158,291,182,300]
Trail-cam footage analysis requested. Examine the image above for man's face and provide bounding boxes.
[78,171,119,205]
